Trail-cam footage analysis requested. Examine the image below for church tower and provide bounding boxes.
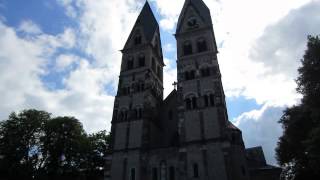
[107,1,260,180]
[109,2,164,180]
[175,0,250,180]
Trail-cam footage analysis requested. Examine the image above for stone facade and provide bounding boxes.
[106,1,280,180]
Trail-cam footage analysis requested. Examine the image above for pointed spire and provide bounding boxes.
[176,0,213,33]
[123,1,159,49]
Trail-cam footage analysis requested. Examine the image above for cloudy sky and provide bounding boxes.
[0,0,319,165]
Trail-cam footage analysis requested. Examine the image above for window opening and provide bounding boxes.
[153,168,158,180]
[169,166,175,180]
[192,97,197,109]
[193,163,199,178]
[183,41,193,55]
[209,94,215,106]
[139,55,145,67]
[197,39,208,52]
[131,168,136,180]
[134,35,142,45]
[127,58,134,70]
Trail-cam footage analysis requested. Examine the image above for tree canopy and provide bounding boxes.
[0,109,110,180]
[276,35,320,180]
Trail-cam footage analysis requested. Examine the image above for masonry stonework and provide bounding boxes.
[106,1,281,180]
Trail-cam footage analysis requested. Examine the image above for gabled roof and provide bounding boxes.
[123,1,159,49]
[176,0,213,33]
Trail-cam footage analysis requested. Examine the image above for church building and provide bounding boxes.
[106,0,281,180]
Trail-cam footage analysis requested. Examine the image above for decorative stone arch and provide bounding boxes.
[184,92,198,110]
[118,107,129,121]
[202,90,216,107]
[133,104,143,119]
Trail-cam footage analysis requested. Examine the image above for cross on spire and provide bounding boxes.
[172,81,178,90]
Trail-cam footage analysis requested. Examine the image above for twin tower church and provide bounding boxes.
[106,0,281,180]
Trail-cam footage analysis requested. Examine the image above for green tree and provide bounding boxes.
[41,116,88,179]
[276,35,320,180]
[0,109,111,180]
[0,109,51,179]
[84,130,111,179]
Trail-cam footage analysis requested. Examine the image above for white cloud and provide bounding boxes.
[0,19,114,133]
[57,0,77,18]
[249,1,320,76]
[152,0,313,107]
[234,105,284,165]
[0,0,146,133]
[55,54,78,70]
[1,0,318,139]
[18,20,42,34]
[152,0,184,31]
[160,17,176,31]
[216,0,317,106]
[163,43,175,53]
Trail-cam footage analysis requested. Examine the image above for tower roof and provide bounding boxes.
[124,1,159,49]
[176,0,213,33]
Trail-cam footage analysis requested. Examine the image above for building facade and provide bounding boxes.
[106,1,280,180]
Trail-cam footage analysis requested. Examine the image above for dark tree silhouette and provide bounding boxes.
[0,109,51,180]
[276,35,320,180]
[0,110,111,180]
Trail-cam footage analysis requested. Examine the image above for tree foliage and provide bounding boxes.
[0,109,111,180]
[276,35,320,180]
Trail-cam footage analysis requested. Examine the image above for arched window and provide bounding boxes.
[134,34,142,45]
[131,168,136,180]
[127,57,134,70]
[157,66,162,79]
[184,71,189,80]
[216,96,222,105]
[119,111,124,121]
[197,38,208,52]
[210,94,215,106]
[138,108,143,119]
[153,167,158,180]
[190,70,195,79]
[139,54,145,67]
[124,111,128,121]
[183,41,193,55]
[113,110,118,121]
[192,97,197,109]
[201,67,210,77]
[193,163,199,178]
[185,96,197,110]
[169,166,175,180]
[204,95,209,107]
[168,110,173,120]
[160,161,167,180]
[133,109,138,119]
[152,58,156,72]
[185,99,192,110]
[185,70,196,80]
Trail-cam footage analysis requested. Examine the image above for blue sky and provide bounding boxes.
[0,0,319,165]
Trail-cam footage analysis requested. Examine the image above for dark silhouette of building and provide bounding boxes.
[106,1,281,180]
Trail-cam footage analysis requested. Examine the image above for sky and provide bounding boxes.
[0,0,319,165]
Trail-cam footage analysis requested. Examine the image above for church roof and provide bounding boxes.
[176,0,213,33]
[124,1,159,49]
[227,121,240,131]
